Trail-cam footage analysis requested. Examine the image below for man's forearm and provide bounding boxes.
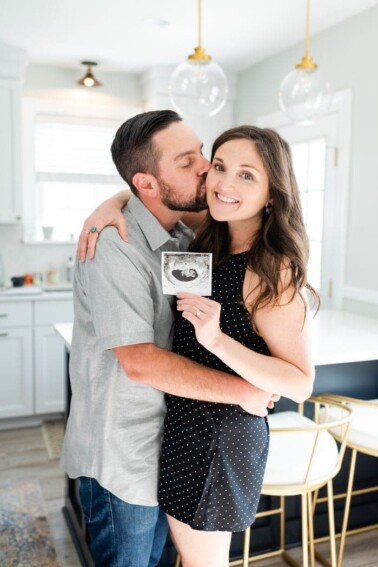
[113,343,255,405]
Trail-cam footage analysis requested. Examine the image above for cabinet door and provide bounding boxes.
[0,327,33,418]
[0,78,22,223]
[34,325,65,414]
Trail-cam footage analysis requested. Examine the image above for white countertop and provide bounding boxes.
[311,310,378,365]
[54,323,73,350]
[55,310,378,366]
[0,287,73,301]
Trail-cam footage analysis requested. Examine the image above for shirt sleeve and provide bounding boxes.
[82,237,155,351]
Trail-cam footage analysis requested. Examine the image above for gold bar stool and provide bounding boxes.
[315,394,378,567]
[229,397,352,567]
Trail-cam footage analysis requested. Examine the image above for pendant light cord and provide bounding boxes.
[198,0,202,47]
[305,0,311,57]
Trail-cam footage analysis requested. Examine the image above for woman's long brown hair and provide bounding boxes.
[190,125,319,327]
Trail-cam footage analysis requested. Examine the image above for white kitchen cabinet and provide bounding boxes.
[0,295,73,423]
[34,326,65,413]
[0,42,27,224]
[0,328,33,418]
[0,302,33,418]
[34,299,74,414]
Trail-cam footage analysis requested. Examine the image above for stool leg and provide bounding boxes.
[327,479,337,567]
[280,496,285,552]
[243,527,251,567]
[337,449,357,567]
[301,493,309,567]
[312,488,319,511]
[307,492,315,567]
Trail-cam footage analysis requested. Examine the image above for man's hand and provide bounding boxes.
[240,388,280,417]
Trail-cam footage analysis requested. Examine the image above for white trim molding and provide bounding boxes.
[343,286,378,305]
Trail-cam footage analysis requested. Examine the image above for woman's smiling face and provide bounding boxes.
[206,138,271,228]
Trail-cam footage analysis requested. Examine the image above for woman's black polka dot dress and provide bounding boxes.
[158,252,271,532]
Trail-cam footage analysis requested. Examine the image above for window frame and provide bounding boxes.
[22,97,142,243]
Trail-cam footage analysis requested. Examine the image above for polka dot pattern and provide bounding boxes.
[159,253,271,532]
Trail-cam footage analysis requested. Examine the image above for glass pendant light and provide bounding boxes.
[169,0,228,117]
[77,61,102,88]
[279,0,331,125]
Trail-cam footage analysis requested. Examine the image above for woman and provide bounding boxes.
[79,125,317,567]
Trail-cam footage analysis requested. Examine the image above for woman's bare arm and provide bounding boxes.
[176,286,315,404]
[77,190,130,261]
[77,191,208,260]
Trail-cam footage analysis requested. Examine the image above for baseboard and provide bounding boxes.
[0,412,64,431]
[343,286,378,305]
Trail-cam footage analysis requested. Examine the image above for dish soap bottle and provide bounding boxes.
[66,255,75,283]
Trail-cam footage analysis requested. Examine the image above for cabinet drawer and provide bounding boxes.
[34,299,74,325]
[0,301,33,328]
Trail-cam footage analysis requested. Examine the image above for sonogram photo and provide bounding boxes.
[161,252,212,296]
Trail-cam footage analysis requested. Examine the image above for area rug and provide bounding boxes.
[0,480,59,566]
[41,420,65,460]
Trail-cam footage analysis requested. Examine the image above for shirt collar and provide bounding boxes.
[127,195,192,251]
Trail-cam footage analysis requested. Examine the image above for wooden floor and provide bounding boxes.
[0,426,376,567]
[0,425,80,567]
[250,530,378,567]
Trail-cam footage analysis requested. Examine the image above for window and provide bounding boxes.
[257,90,352,308]
[23,99,142,242]
[291,138,327,291]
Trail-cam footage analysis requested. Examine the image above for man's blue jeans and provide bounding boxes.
[79,477,168,567]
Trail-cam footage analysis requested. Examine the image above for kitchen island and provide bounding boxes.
[55,309,378,566]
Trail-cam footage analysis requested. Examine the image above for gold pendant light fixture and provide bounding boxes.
[168,0,228,117]
[77,61,102,88]
[278,0,331,125]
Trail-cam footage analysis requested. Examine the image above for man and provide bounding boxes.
[61,110,277,567]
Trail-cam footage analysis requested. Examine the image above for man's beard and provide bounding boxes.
[157,175,208,213]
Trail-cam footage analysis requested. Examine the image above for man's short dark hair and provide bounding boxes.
[111,110,182,195]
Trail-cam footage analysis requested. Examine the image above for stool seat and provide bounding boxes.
[264,412,339,488]
[323,399,378,453]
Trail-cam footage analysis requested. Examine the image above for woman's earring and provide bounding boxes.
[265,203,273,215]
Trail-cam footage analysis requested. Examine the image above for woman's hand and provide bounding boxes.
[240,390,280,416]
[77,191,130,261]
[177,292,281,415]
[177,293,224,351]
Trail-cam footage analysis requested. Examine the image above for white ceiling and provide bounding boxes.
[0,0,377,74]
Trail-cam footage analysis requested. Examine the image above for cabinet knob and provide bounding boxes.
[0,332,9,337]
[16,216,22,221]
[0,313,9,317]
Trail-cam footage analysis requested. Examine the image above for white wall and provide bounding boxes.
[235,5,378,317]
[0,223,76,284]
[0,64,142,286]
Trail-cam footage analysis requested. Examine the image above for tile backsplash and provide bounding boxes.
[0,223,76,286]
